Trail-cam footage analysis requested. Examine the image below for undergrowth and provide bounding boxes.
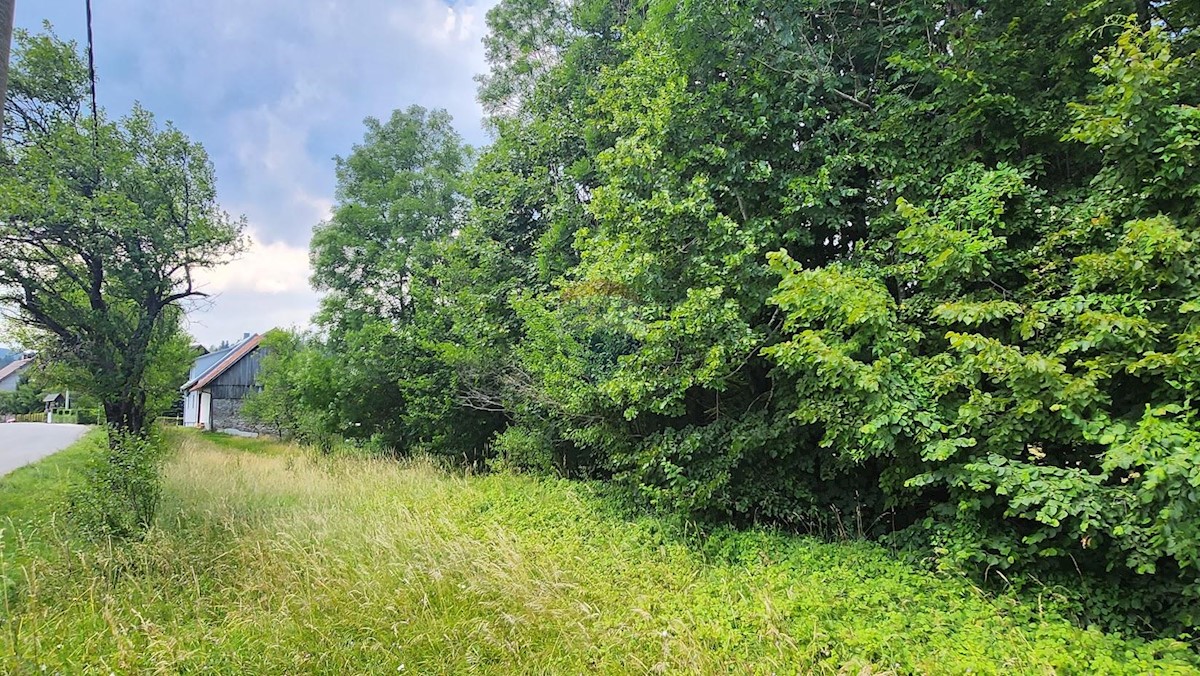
[0,430,1196,674]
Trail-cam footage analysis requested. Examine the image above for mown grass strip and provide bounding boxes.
[0,428,105,558]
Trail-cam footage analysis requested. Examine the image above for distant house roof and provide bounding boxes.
[183,333,263,393]
[187,346,234,383]
[43,392,64,403]
[0,358,33,384]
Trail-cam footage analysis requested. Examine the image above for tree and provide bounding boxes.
[242,328,305,439]
[0,29,244,434]
[305,106,507,456]
[0,375,41,415]
[310,105,468,329]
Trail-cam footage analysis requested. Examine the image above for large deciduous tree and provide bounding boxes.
[311,105,467,328]
[0,29,244,433]
[307,106,504,455]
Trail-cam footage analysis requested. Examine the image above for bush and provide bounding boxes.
[488,424,557,473]
[68,429,165,541]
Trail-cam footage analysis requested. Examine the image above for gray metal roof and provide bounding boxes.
[188,347,232,381]
[0,358,32,384]
[181,333,260,391]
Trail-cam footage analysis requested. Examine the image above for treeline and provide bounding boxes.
[250,0,1200,636]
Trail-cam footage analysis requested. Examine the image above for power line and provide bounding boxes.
[85,0,97,121]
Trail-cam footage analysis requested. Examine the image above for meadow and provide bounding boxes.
[1,430,1197,674]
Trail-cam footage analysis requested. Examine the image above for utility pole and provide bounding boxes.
[0,0,13,139]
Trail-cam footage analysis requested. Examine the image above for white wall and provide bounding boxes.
[183,390,209,427]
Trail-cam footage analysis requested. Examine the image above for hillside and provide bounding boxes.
[1,432,1196,674]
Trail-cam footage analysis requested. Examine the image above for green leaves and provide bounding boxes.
[763,23,1200,625]
[310,106,469,329]
[1066,20,1200,220]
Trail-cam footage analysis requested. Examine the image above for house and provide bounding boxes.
[0,357,33,392]
[181,333,266,435]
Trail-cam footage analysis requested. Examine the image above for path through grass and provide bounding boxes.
[2,431,1197,673]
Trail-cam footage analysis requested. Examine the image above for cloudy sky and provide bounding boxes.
[14,0,498,347]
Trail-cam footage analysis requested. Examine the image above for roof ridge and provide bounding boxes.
[187,333,263,392]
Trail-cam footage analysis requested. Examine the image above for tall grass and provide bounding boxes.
[1,431,1197,674]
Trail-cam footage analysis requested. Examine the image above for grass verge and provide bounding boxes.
[0,429,106,561]
[1,429,1197,674]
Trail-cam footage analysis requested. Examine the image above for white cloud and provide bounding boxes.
[184,229,320,346]
[403,4,487,47]
[183,289,321,349]
[197,230,312,296]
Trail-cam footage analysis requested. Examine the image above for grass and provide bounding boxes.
[196,430,292,455]
[0,429,106,562]
[1,430,1198,674]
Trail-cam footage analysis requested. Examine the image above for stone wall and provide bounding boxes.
[210,396,275,436]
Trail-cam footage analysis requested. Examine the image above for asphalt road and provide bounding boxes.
[0,423,91,477]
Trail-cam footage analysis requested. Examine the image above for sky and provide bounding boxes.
[13,0,498,348]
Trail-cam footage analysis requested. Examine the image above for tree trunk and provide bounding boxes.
[1135,0,1153,30]
[105,395,148,439]
[0,0,15,139]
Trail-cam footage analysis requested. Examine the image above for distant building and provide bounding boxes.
[181,333,266,435]
[0,358,33,392]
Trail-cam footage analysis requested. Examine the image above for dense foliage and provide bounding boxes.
[255,0,1200,636]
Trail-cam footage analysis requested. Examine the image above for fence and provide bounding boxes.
[8,408,104,425]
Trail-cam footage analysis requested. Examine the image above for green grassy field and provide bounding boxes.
[1,430,1197,674]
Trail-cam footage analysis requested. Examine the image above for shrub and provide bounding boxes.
[488,424,557,473]
[68,429,165,541]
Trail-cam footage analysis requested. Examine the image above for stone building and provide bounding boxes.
[181,333,267,435]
